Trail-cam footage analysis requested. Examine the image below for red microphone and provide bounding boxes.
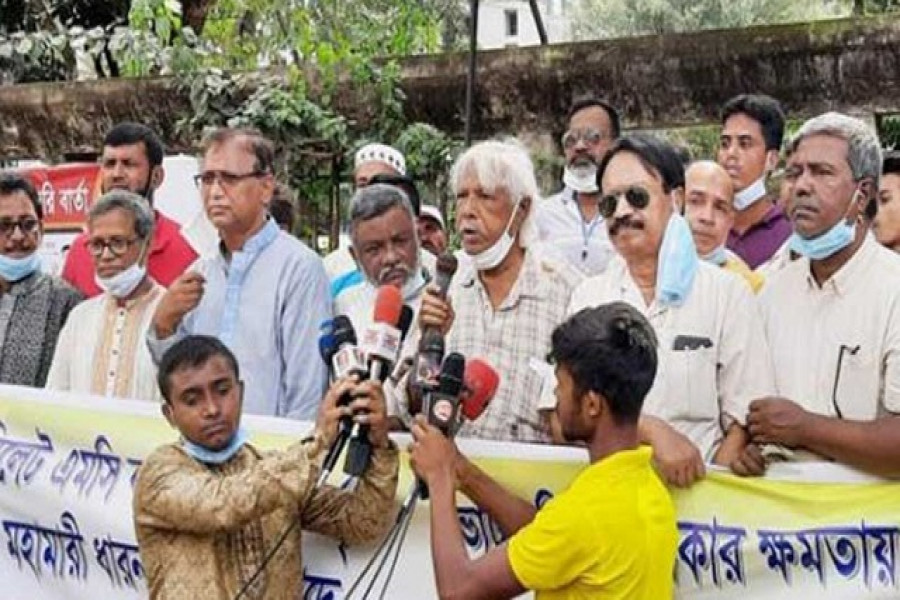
[460,358,500,422]
[360,285,404,383]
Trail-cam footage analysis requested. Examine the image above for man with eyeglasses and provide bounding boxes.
[148,127,330,420]
[0,171,82,387]
[740,113,900,479]
[567,134,775,487]
[534,97,618,276]
[47,191,163,402]
[61,122,198,298]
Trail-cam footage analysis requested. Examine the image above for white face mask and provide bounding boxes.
[563,163,599,194]
[95,263,147,299]
[733,176,768,211]
[465,201,522,272]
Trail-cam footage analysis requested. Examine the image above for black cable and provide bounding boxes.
[378,496,418,600]
[344,504,409,598]
[233,515,299,599]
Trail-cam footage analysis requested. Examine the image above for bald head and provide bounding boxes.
[683,160,736,256]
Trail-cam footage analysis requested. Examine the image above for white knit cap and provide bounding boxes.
[354,143,406,176]
[419,204,445,229]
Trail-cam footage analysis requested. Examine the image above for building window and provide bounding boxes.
[504,9,519,37]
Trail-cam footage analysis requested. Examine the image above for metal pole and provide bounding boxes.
[528,0,548,45]
[464,0,479,146]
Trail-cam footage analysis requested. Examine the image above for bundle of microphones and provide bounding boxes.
[233,255,499,600]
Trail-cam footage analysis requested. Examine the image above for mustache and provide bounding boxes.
[376,264,411,285]
[609,215,645,237]
[569,155,597,168]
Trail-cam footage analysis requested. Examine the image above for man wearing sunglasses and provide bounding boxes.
[743,113,900,479]
[47,191,162,402]
[61,122,198,297]
[149,128,331,420]
[0,171,82,387]
[535,97,618,276]
[568,134,775,487]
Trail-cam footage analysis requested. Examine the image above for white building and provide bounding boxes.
[471,0,574,50]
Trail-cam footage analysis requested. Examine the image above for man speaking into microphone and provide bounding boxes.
[134,335,399,599]
[410,303,677,599]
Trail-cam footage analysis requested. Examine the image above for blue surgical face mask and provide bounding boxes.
[657,213,699,307]
[0,251,41,283]
[701,244,729,266]
[733,176,768,211]
[788,192,859,260]
[181,426,249,465]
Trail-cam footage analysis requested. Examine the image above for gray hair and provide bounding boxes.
[449,139,539,247]
[348,183,416,240]
[88,190,155,241]
[788,112,883,188]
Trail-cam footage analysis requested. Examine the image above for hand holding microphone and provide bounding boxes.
[417,254,458,337]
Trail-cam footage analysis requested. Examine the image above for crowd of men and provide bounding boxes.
[2,91,900,597]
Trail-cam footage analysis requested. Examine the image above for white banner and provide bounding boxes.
[0,385,898,599]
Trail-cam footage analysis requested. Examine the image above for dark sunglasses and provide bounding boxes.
[598,186,651,220]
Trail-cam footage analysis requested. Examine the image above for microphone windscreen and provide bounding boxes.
[434,254,458,294]
[332,315,357,347]
[373,285,403,326]
[462,359,499,421]
[439,352,466,397]
[398,305,414,342]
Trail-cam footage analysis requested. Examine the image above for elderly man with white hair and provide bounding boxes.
[399,139,582,443]
[739,112,900,479]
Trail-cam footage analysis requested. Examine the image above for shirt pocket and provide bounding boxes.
[667,346,720,422]
[831,343,879,420]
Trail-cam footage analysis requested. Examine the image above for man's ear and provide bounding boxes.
[671,188,685,213]
[348,243,360,268]
[583,389,603,419]
[150,165,165,190]
[161,402,175,428]
[765,150,780,174]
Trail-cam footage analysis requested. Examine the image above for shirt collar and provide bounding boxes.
[804,231,877,295]
[730,201,786,238]
[579,445,653,482]
[460,249,547,309]
[7,271,44,296]
[217,217,279,260]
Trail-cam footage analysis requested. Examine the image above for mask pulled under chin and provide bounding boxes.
[181,426,249,465]
[788,219,856,260]
[95,263,147,298]
[563,164,599,194]
[464,202,522,272]
[0,251,41,283]
[733,176,768,211]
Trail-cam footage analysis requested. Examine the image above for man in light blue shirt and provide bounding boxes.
[148,128,330,420]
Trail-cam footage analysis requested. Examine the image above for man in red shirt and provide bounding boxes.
[62,122,197,297]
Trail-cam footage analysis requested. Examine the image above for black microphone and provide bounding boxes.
[418,352,465,499]
[318,316,368,486]
[409,254,457,411]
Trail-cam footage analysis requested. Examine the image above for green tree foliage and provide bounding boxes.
[570,0,847,39]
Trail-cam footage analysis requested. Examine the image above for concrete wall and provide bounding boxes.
[2,16,900,160]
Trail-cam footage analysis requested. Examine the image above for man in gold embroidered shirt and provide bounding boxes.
[133,335,399,598]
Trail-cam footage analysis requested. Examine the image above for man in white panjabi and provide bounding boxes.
[47,190,163,402]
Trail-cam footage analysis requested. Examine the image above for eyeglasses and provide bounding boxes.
[561,128,608,150]
[193,170,265,189]
[87,237,140,258]
[598,186,651,219]
[831,344,860,419]
[0,218,40,237]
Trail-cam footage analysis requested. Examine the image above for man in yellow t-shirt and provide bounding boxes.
[410,302,678,599]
